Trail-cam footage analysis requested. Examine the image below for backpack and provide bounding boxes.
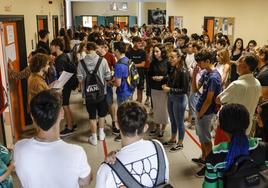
[105,141,173,188]
[80,57,105,104]
[65,54,79,90]
[223,142,268,188]
[118,59,139,91]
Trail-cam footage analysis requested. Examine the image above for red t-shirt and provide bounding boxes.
[104,52,116,71]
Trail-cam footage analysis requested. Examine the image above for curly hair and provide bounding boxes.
[29,53,49,73]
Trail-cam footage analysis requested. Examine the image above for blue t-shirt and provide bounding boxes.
[196,69,222,115]
[114,57,133,99]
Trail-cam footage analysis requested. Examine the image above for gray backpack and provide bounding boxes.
[105,141,173,188]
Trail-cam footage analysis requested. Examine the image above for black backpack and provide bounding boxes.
[105,141,173,188]
[118,59,139,91]
[223,142,268,188]
[80,57,105,104]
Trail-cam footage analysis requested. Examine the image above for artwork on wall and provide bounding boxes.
[148,9,166,25]
[174,16,183,29]
[110,2,128,11]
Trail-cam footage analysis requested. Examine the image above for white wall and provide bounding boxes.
[72,2,138,17]
[0,0,63,55]
[167,0,268,45]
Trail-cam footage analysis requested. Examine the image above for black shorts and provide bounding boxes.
[62,86,72,106]
[86,97,108,119]
[137,68,145,90]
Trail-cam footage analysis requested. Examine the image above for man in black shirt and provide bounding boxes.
[126,36,146,103]
[50,38,77,137]
[37,29,50,54]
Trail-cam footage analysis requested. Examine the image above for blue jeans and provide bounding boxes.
[167,94,188,142]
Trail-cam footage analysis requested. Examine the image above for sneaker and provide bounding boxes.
[65,124,77,131]
[112,126,120,135]
[162,140,177,146]
[99,131,105,141]
[114,135,121,142]
[60,128,75,137]
[195,167,205,178]
[169,144,183,152]
[149,129,158,136]
[191,158,205,166]
[88,136,97,146]
[83,98,86,105]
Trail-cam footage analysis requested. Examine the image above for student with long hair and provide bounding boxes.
[229,38,244,82]
[215,49,231,88]
[148,44,169,137]
[162,49,190,152]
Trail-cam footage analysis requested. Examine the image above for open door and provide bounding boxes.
[114,16,129,28]
[169,16,174,32]
[36,15,48,40]
[204,17,215,43]
[0,16,28,142]
[52,15,59,38]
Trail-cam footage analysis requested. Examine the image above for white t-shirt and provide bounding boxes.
[218,73,261,135]
[96,139,169,188]
[14,138,91,188]
[186,53,196,73]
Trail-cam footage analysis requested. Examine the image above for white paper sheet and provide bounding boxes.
[52,71,73,89]
[6,25,14,44]
[5,43,16,62]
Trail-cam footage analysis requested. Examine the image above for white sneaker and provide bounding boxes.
[83,98,86,105]
[88,136,97,146]
[99,131,106,141]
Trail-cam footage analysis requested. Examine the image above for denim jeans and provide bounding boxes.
[167,94,188,142]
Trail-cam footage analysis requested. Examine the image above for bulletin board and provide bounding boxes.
[214,17,235,44]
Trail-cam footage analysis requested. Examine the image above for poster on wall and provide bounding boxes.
[110,2,128,11]
[148,10,166,25]
[82,16,93,28]
[174,16,183,29]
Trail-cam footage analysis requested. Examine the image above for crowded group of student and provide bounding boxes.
[1,23,268,188]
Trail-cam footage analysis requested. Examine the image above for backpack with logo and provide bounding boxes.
[80,57,105,104]
[105,140,173,188]
[223,142,268,188]
[118,59,139,91]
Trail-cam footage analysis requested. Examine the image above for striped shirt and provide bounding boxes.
[203,138,268,188]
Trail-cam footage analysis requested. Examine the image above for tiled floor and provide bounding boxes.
[13,91,203,188]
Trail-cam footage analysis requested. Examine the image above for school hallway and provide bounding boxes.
[12,91,203,188]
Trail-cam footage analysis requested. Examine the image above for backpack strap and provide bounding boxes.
[152,140,166,186]
[80,59,91,75]
[105,159,143,188]
[93,57,103,74]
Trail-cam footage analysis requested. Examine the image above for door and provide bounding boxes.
[74,16,82,30]
[106,16,114,26]
[36,15,48,40]
[204,17,215,43]
[128,16,136,28]
[169,16,174,32]
[98,16,106,26]
[52,15,59,38]
[3,22,26,139]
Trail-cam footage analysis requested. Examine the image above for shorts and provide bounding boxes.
[137,68,145,90]
[196,114,215,143]
[86,97,108,119]
[62,87,72,106]
[106,86,114,106]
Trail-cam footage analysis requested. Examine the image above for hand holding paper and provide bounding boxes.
[52,71,74,89]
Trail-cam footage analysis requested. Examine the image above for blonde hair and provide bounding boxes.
[218,49,230,64]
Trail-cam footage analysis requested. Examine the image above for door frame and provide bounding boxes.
[36,15,48,39]
[52,15,59,38]
[0,15,29,133]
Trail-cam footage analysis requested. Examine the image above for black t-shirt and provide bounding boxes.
[36,41,50,54]
[126,47,146,65]
[54,53,77,89]
[257,64,268,86]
